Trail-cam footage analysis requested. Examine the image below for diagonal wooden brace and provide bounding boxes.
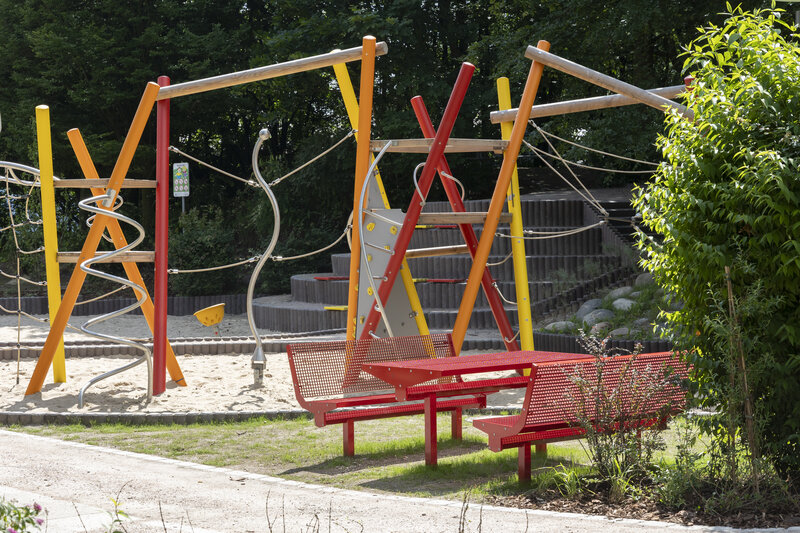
[26,82,164,395]
[359,62,475,339]
[451,41,550,354]
[410,97,520,352]
[67,128,185,387]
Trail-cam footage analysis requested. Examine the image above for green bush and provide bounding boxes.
[633,4,800,481]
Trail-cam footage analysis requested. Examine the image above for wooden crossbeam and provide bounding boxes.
[405,245,469,259]
[57,251,155,263]
[416,212,513,225]
[53,179,156,189]
[370,138,508,154]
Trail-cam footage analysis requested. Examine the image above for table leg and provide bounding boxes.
[451,407,462,440]
[343,420,355,456]
[424,394,437,467]
[535,443,547,459]
[518,445,531,482]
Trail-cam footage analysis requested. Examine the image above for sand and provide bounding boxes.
[0,312,523,414]
[0,312,300,413]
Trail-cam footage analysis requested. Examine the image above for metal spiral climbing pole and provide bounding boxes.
[76,190,152,408]
[246,129,281,385]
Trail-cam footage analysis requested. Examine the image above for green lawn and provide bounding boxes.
[12,413,696,502]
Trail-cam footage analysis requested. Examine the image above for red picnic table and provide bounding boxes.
[362,350,595,466]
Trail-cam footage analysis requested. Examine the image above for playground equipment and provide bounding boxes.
[22,38,387,398]
[193,303,226,336]
[11,33,695,403]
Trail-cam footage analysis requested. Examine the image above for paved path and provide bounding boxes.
[0,430,787,533]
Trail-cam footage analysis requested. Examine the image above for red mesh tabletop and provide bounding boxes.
[363,350,595,389]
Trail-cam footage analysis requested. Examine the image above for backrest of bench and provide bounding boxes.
[287,333,456,400]
[521,352,688,431]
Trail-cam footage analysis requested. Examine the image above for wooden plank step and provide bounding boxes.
[53,179,156,189]
[416,212,513,224]
[57,251,155,263]
[370,138,508,154]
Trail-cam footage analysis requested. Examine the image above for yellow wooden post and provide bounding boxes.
[346,36,376,340]
[451,41,550,354]
[496,78,534,350]
[35,105,67,382]
[332,62,429,337]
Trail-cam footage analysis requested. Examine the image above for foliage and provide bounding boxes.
[168,206,245,296]
[0,498,43,533]
[654,417,799,519]
[633,4,800,482]
[566,333,681,500]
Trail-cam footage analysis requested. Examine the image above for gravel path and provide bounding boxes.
[0,429,752,533]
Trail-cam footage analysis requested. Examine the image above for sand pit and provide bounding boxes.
[0,312,301,414]
[0,312,521,415]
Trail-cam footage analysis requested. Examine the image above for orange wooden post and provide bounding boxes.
[345,36,376,340]
[450,41,550,354]
[67,129,186,386]
[26,82,160,396]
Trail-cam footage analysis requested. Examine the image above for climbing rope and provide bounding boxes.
[495,220,606,241]
[0,165,47,385]
[526,121,608,215]
[167,129,356,275]
[534,128,659,167]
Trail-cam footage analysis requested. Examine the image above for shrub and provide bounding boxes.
[0,498,43,532]
[168,206,246,296]
[633,4,800,482]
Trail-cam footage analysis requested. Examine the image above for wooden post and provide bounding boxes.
[496,77,534,351]
[346,36,377,340]
[154,75,170,395]
[524,46,693,120]
[34,105,67,382]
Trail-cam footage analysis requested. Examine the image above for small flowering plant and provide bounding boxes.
[0,499,44,532]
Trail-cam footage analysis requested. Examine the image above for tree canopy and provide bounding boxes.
[0,0,761,294]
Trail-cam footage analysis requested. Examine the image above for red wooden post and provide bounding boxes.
[518,445,531,482]
[424,395,438,466]
[154,75,170,395]
[535,443,547,458]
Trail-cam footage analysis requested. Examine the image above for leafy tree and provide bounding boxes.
[633,5,800,481]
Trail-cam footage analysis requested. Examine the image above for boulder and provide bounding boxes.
[544,321,574,333]
[608,286,634,300]
[612,298,635,311]
[590,322,611,335]
[609,327,630,337]
[633,317,651,328]
[575,298,603,321]
[582,308,615,326]
[634,272,654,287]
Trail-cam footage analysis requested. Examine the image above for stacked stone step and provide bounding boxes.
[251,197,637,345]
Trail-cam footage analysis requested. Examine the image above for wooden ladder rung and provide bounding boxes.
[57,251,156,263]
[370,138,508,154]
[405,245,470,259]
[53,179,157,189]
[416,212,513,225]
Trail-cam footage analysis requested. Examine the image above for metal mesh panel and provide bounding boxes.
[287,333,455,400]
[522,352,689,431]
